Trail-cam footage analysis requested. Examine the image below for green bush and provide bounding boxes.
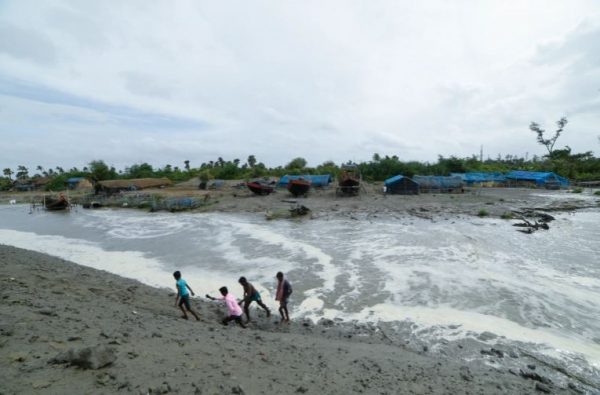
[500,212,514,220]
[478,209,489,217]
[570,188,583,193]
[594,190,600,196]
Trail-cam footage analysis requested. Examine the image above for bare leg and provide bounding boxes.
[243,300,251,323]
[283,306,290,322]
[279,301,289,322]
[179,305,189,319]
[187,306,200,321]
[257,300,271,317]
[278,304,285,322]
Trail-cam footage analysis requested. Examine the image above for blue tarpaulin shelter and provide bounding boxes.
[67,177,84,187]
[450,172,507,186]
[413,175,463,193]
[384,175,419,195]
[278,174,332,187]
[505,171,569,188]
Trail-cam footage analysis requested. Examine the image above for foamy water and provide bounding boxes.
[1,203,599,372]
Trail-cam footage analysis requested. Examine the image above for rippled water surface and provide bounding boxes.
[1,203,599,371]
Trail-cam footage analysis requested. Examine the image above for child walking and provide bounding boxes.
[173,271,200,320]
[275,271,292,323]
[238,276,270,323]
[206,287,246,328]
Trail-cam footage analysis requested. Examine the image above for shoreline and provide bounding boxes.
[2,185,599,222]
[1,245,596,394]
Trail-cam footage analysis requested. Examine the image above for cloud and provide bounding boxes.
[0,0,599,170]
[0,24,57,64]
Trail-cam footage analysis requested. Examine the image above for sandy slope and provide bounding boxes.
[1,245,590,394]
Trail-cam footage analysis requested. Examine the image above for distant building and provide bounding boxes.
[384,175,419,195]
[412,175,463,193]
[97,178,172,194]
[450,172,506,187]
[505,171,569,189]
[13,179,34,192]
[67,177,93,190]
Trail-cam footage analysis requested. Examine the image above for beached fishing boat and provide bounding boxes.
[287,178,311,197]
[338,165,361,195]
[44,194,70,211]
[247,181,274,196]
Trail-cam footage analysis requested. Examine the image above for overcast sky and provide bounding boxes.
[1,1,599,171]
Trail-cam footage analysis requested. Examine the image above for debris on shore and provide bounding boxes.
[512,210,555,234]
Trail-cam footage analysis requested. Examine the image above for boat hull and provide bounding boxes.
[247,182,274,196]
[45,197,70,211]
[287,179,311,197]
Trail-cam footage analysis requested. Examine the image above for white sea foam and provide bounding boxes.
[76,209,198,239]
[2,207,600,371]
[0,228,259,304]
[351,304,600,367]
[210,217,341,309]
[0,228,171,288]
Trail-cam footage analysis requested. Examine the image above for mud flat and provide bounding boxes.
[1,245,595,394]
[2,184,599,221]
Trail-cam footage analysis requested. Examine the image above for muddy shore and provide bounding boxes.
[2,183,599,221]
[1,245,596,394]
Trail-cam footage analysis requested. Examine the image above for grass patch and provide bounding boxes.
[477,209,489,217]
[570,188,583,193]
[594,190,600,196]
[500,212,514,220]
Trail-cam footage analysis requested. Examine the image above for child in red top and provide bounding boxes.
[275,271,292,323]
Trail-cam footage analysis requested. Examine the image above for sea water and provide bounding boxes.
[1,200,599,377]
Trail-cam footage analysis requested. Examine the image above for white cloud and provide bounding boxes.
[0,0,599,170]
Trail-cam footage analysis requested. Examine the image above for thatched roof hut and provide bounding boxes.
[97,178,172,193]
[67,177,93,190]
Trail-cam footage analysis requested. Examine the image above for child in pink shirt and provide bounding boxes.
[206,287,246,328]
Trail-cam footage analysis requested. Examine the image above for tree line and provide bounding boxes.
[2,117,599,191]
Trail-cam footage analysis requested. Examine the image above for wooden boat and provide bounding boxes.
[44,194,70,211]
[287,178,311,197]
[82,201,103,209]
[247,181,274,196]
[338,166,361,195]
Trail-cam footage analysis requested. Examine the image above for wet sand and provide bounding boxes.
[0,245,592,394]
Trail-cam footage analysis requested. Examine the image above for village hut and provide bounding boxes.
[450,172,507,187]
[31,177,51,190]
[505,171,569,189]
[13,179,34,192]
[67,177,93,190]
[384,175,419,195]
[412,175,463,193]
[277,174,333,188]
[97,178,173,194]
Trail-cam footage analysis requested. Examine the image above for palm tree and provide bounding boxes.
[16,165,29,180]
[3,168,13,180]
[247,155,257,168]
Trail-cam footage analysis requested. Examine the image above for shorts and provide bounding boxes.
[178,294,191,309]
[251,292,262,302]
[279,298,289,307]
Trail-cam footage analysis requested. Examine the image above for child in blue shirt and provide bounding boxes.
[173,271,200,320]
